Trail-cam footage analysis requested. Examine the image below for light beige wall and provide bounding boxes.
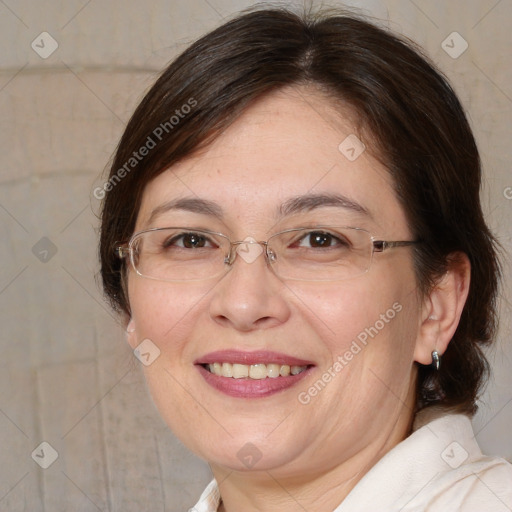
[0,0,510,510]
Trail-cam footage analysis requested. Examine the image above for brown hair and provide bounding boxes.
[99,6,500,415]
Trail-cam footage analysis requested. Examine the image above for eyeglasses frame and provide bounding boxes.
[116,226,419,282]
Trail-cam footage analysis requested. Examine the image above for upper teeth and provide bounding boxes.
[207,362,307,379]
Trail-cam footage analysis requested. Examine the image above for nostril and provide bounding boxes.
[254,316,274,328]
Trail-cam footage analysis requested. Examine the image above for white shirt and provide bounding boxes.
[189,412,512,511]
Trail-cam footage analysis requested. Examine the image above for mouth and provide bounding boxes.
[203,362,309,379]
[195,350,315,398]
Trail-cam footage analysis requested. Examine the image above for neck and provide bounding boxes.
[214,468,360,512]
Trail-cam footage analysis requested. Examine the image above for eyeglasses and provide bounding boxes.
[116,226,419,282]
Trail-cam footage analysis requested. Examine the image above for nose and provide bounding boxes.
[209,241,291,332]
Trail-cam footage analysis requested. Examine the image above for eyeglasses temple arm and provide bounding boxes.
[372,240,419,253]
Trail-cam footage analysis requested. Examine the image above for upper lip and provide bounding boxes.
[195,350,315,367]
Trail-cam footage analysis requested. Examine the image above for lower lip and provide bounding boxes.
[196,365,313,398]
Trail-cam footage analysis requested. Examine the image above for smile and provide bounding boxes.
[204,362,308,379]
[195,350,315,398]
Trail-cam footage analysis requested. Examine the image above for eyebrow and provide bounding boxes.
[279,193,370,218]
[146,197,224,225]
[146,192,370,226]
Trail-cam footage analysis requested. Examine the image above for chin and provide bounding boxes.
[177,421,303,473]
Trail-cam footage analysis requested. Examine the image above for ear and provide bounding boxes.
[414,252,471,365]
[125,317,138,349]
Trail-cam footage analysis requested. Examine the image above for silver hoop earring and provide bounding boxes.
[431,350,441,371]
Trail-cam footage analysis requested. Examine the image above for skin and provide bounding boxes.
[125,86,470,511]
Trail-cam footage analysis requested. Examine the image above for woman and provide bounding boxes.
[99,6,512,511]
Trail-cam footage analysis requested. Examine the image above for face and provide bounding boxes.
[126,86,423,481]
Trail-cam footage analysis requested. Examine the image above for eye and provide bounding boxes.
[296,231,350,249]
[163,232,216,249]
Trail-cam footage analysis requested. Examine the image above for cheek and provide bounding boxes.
[279,279,419,455]
[287,277,409,353]
[126,279,212,437]
[291,269,420,400]
[305,284,418,400]
[127,277,211,356]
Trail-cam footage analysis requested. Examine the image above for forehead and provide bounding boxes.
[136,86,409,236]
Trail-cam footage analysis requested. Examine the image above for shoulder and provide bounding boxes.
[418,456,512,511]
[336,411,512,512]
[407,412,512,511]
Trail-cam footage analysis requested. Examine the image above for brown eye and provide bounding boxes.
[181,233,207,248]
[297,231,349,249]
[162,232,213,249]
[309,232,333,248]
